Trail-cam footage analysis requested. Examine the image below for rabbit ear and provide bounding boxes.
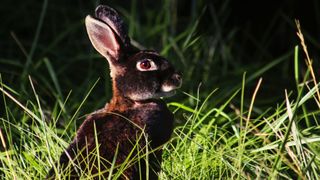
[85,15,121,61]
[95,5,130,47]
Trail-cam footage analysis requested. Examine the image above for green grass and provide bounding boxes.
[1,0,320,179]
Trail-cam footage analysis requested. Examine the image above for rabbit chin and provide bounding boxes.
[128,90,176,101]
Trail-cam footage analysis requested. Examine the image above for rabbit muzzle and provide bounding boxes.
[160,72,182,93]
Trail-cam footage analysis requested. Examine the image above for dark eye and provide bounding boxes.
[140,60,151,69]
[136,59,158,71]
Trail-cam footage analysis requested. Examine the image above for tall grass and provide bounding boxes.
[1,0,320,179]
[161,58,320,179]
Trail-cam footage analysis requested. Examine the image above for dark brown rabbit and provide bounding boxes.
[47,5,182,180]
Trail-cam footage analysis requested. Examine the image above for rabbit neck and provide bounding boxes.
[108,95,134,112]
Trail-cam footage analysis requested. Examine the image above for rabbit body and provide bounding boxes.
[47,4,181,180]
[53,98,173,179]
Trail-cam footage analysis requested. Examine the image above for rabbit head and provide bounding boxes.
[85,5,182,101]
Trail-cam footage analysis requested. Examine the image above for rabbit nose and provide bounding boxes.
[174,73,182,81]
[172,73,182,85]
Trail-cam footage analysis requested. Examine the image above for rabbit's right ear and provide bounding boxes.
[85,15,121,62]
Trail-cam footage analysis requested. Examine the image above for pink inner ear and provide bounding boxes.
[99,30,119,59]
[86,16,120,61]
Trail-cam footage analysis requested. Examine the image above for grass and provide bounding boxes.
[162,67,320,179]
[1,0,320,179]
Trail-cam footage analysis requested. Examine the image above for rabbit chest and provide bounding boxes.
[128,100,174,147]
[100,99,174,149]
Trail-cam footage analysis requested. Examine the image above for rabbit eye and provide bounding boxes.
[140,60,151,69]
[137,59,157,71]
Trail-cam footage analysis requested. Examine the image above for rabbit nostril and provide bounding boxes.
[176,75,181,81]
[173,73,182,81]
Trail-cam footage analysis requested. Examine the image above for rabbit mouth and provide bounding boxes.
[161,84,180,93]
[154,83,181,98]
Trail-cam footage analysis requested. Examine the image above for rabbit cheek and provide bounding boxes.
[115,75,159,101]
[129,81,160,100]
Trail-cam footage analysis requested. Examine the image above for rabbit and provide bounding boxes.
[47,4,182,180]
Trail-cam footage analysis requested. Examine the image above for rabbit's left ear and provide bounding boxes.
[95,5,130,47]
[85,15,122,62]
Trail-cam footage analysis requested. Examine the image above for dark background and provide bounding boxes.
[1,0,319,115]
[2,0,319,58]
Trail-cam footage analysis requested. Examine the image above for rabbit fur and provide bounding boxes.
[47,4,182,180]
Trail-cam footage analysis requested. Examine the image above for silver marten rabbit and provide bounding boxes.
[47,4,182,180]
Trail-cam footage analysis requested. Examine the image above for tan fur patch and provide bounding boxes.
[109,63,126,78]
